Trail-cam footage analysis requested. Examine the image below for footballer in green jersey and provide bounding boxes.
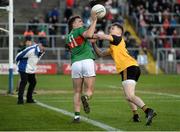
[66,13,97,123]
[66,26,95,64]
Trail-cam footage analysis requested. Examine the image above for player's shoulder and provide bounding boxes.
[110,35,123,46]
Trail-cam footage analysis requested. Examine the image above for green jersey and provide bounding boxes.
[65,27,95,64]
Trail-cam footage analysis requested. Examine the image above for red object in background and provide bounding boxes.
[62,63,116,75]
[106,11,113,20]
[66,0,74,8]
[32,2,38,9]
[36,64,57,74]
[62,64,71,74]
[164,40,171,49]
[163,18,170,30]
[177,0,180,4]
[95,63,116,74]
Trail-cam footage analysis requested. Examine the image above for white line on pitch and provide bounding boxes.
[36,101,121,131]
[107,85,180,98]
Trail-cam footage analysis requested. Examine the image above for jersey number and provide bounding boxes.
[68,35,78,48]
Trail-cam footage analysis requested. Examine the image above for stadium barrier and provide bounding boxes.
[0,47,180,74]
[156,48,180,74]
[0,47,151,74]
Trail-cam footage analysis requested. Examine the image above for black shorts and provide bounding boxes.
[120,66,141,82]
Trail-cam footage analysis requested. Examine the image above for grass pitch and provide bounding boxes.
[0,74,180,131]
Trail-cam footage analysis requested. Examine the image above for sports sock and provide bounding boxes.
[141,105,148,112]
[74,112,80,119]
[132,110,138,115]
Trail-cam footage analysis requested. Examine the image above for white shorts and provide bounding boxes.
[71,59,96,78]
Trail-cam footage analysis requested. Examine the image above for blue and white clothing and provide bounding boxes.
[15,44,44,74]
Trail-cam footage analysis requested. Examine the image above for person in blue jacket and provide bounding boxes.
[15,40,45,104]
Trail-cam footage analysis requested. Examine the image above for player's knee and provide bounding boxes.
[125,94,135,102]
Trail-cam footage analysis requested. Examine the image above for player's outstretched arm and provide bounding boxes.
[92,43,110,57]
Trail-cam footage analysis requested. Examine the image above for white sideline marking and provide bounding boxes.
[136,90,180,98]
[41,99,180,103]
[107,85,180,98]
[36,101,120,131]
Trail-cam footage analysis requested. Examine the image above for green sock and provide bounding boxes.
[75,112,80,116]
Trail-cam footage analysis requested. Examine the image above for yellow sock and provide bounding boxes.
[142,105,148,112]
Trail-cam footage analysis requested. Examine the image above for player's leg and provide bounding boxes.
[122,80,145,108]
[71,61,83,122]
[82,76,95,113]
[27,73,36,103]
[17,71,28,104]
[81,59,96,114]
[122,66,156,125]
[72,78,83,122]
[128,102,140,122]
[122,80,143,122]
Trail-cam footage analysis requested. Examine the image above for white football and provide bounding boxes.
[91,4,106,19]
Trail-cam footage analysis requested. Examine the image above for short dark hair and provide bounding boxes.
[68,15,81,32]
[109,22,124,34]
[25,36,32,41]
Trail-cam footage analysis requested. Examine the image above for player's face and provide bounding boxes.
[73,18,84,29]
[26,40,32,46]
[109,26,122,35]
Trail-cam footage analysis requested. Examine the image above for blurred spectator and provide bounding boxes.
[157,39,163,48]
[60,17,68,35]
[112,13,124,25]
[38,16,48,35]
[137,50,148,65]
[139,10,147,37]
[163,17,170,31]
[51,7,60,20]
[38,30,47,46]
[163,39,171,49]
[140,35,148,54]
[23,29,34,40]
[106,8,113,22]
[172,29,178,47]
[52,15,59,33]
[48,16,57,48]
[82,6,91,27]
[159,27,166,42]
[64,6,73,21]
[29,17,39,34]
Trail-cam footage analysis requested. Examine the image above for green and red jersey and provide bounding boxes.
[65,27,95,64]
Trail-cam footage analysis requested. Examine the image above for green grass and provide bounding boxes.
[0,74,180,131]
[0,95,102,131]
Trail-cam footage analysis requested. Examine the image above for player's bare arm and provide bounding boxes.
[82,11,97,38]
[95,32,113,41]
[92,43,110,57]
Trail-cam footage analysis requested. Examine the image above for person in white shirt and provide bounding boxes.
[15,40,45,104]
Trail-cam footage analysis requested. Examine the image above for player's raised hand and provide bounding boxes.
[90,10,97,22]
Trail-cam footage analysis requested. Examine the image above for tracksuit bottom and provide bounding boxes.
[18,71,36,102]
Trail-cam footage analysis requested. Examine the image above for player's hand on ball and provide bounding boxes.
[90,10,98,21]
[91,4,106,19]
